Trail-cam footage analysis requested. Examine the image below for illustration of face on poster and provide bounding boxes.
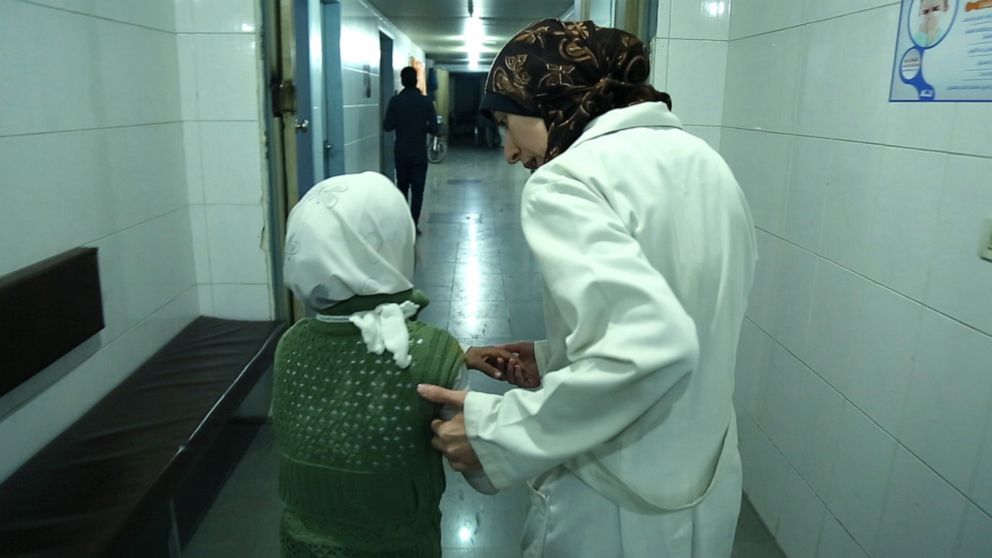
[913,0,955,47]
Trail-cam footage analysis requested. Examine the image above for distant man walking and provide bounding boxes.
[384,66,438,234]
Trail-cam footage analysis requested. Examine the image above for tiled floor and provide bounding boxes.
[185,146,785,558]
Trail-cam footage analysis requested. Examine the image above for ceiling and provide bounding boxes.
[367,0,574,69]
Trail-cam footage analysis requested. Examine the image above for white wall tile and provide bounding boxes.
[884,100,955,153]
[649,37,669,91]
[925,155,992,336]
[951,104,992,158]
[106,124,189,228]
[817,513,869,558]
[769,243,816,356]
[340,15,380,71]
[211,284,272,320]
[741,417,792,532]
[829,7,897,144]
[862,147,946,299]
[801,0,895,24]
[190,0,257,33]
[200,121,265,205]
[205,205,270,284]
[900,310,992,493]
[756,343,801,455]
[0,125,187,272]
[184,122,204,204]
[734,320,772,417]
[0,2,181,136]
[794,7,898,144]
[28,0,177,31]
[342,67,368,108]
[791,368,844,499]
[776,468,826,558]
[670,0,731,40]
[875,447,968,558]
[721,129,792,235]
[729,0,803,39]
[803,260,866,393]
[783,136,830,252]
[826,402,897,551]
[793,17,843,138]
[89,209,196,337]
[971,410,992,514]
[845,282,921,435]
[667,39,728,126]
[723,28,803,133]
[956,503,992,558]
[194,34,260,121]
[684,125,721,151]
[343,105,363,145]
[174,0,195,33]
[746,231,782,331]
[819,142,882,273]
[177,34,199,121]
[654,0,672,37]
[188,205,211,284]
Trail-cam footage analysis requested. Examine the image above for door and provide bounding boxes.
[293,0,316,197]
[321,1,345,178]
[379,32,395,181]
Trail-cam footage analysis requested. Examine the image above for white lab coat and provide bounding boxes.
[464,102,757,557]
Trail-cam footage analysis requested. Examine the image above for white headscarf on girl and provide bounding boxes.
[283,172,419,368]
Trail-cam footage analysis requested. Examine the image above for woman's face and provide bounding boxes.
[494,111,548,170]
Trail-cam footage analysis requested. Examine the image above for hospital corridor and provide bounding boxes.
[1,1,991,558]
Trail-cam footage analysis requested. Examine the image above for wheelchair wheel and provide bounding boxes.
[428,138,447,163]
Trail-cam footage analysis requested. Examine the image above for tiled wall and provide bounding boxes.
[0,0,198,480]
[340,0,426,176]
[176,0,273,320]
[720,1,992,557]
[650,0,730,151]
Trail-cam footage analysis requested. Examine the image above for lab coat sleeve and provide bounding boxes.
[533,339,550,376]
[464,171,700,489]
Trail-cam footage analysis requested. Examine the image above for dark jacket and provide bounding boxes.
[383,87,438,165]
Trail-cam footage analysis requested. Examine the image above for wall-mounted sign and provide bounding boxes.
[890,0,992,102]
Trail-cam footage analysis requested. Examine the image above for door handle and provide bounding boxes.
[295,119,310,133]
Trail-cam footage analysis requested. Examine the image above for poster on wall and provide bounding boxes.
[890,0,992,102]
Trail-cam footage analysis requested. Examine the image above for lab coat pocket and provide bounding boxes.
[521,474,551,557]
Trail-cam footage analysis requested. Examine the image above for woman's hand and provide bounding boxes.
[417,385,481,472]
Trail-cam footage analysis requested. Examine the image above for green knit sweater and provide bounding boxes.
[273,291,464,558]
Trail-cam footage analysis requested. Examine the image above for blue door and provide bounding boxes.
[379,32,395,181]
[321,1,345,178]
[293,0,316,197]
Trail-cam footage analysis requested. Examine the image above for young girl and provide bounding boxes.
[273,172,497,558]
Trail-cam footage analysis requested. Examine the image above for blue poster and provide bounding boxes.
[890,0,992,102]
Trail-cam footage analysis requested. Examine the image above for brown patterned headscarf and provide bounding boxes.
[481,19,672,162]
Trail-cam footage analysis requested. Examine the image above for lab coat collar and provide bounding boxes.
[570,102,683,150]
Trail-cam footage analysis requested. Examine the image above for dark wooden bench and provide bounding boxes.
[0,249,285,557]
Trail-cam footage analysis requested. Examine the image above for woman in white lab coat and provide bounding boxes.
[418,19,757,558]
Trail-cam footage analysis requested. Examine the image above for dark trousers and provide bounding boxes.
[395,161,428,226]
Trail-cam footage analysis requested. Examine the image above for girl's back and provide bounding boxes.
[274,304,463,558]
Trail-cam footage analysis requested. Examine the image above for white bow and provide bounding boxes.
[318,301,419,368]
